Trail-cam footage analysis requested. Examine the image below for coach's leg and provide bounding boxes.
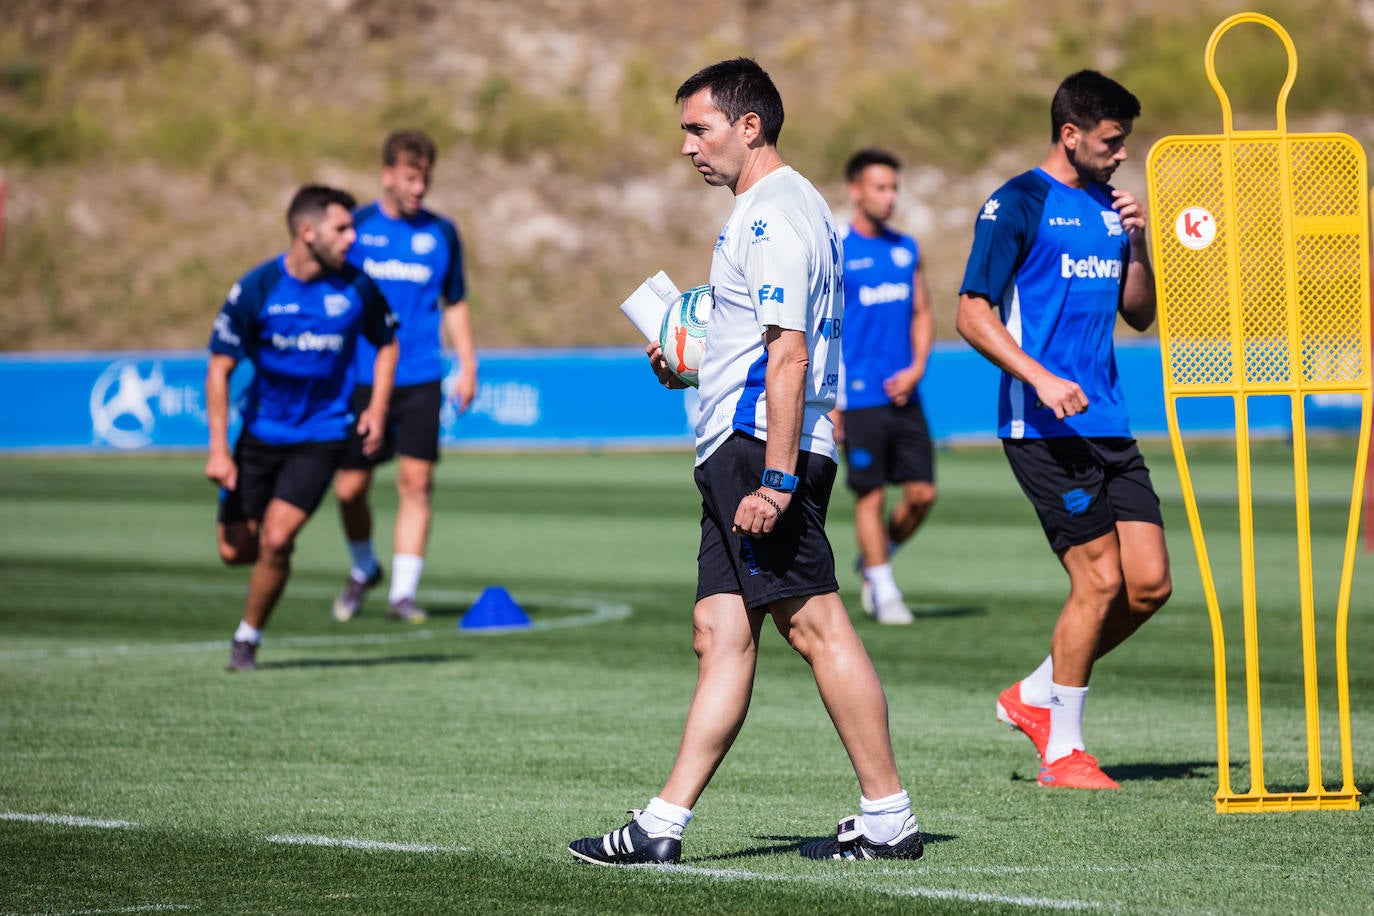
[242,499,310,631]
[774,591,902,798]
[658,592,765,809]
[1094,520,1172,659]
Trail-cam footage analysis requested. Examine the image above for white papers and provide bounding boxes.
[618,270,682,341]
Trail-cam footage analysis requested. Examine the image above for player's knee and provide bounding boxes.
[397,474,434,504]
[1076,560,1125,606]
[217,525,256,565]
[1129,572,1172,614]
[257,528,297,564]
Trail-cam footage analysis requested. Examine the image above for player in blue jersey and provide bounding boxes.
[956,71,1172,789]
[569,58,922,867]
[835,149,936,625]
[206,185,398,672]
[330,130,478,625]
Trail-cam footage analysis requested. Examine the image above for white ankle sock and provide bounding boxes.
[233,621,261,645]
[389,554,423,604]
[1020,655,1055,707]
[347,539,378,581]
[636,796,691,837]
[865,563,901,603]
[1046,682,1089,763]
[860,789,913,844]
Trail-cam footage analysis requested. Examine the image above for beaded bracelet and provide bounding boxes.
[753,489,784,519]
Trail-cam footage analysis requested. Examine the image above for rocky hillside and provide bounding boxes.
[4,0,1374,350]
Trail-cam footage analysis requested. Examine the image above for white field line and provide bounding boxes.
[646,864,1103,911]
[0,812,138,829]
[0,591,631,661]
[4,813,1103,910]
[265,833,465,853]
[9,907,193,916]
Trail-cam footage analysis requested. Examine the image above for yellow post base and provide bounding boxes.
[1215,790,1361,813]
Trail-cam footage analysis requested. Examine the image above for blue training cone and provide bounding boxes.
[459,585,532,630]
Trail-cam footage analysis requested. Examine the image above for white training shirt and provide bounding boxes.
[694,166,843,466]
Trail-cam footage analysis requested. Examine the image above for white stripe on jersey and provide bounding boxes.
[1007,284,1025,439]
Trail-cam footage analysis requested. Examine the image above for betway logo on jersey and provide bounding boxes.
[363,257,433,284]
[857,282,911,307]
[271,331,345,353]
[1060,254,1122,279]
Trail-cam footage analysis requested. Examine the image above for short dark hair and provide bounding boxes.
[675,57,784,145]
[845,148,902,183]
[1050,70,1141,141]
[286,185,356,236]
[383,129,437,167]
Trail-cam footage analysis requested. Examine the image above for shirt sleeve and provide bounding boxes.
[742,203,812,332]
[207,275,258,362]
[440,218,467,305]
[959,178,1039,307]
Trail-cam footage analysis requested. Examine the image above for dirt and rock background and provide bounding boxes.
[4,0,1374,351]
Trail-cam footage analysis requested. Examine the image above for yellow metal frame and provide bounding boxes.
[1146,12,1369,812]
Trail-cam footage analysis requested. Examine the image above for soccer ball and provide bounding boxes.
[658,284,711,388]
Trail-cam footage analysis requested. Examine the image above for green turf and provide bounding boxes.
[1,441,1372,914]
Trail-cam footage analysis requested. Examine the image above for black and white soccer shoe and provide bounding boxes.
[568,811,682,866]
[799,813,924,861]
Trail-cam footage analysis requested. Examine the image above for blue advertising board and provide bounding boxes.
[0,342,1362,453]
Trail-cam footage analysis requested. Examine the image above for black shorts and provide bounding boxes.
[217,430,347,524]
[842,399,934,491]
[1003,436,1164,554]
[340,380,443,469]
[694,432,839,610]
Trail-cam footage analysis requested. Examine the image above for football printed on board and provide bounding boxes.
[658,284,712,388]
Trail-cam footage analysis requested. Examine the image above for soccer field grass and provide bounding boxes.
[2,442,1372,914]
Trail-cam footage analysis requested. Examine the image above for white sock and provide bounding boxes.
[1020,655,1055,707]
[865,563,901,603]
[233,621,261,645]
[860,789,913,844]
[636,796,692,837]
[389,554,424,604]
[348,539,378,581]
[1046,682,1089,763]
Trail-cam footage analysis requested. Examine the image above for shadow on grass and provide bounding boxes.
[260,653,468,670]
[700,831,956,862]
[911,605,985,620]
[1008,760,1217,783]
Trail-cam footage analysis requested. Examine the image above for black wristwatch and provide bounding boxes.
[761,468,799,493]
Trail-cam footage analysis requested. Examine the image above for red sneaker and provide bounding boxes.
[996,682,1050,759]
[1037,750,1121,789]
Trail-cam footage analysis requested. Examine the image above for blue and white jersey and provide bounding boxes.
[960,167,1131,439]
[838,224,920,411]
[695,166,843,465]
[209,255,396,446]
[348,203,466,387]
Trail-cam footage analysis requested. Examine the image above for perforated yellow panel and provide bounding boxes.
[1150,134,1369,393]
[1146,12,1369,814]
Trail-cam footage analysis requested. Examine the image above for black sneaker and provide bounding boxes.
[332,566,383,622]
[227,640,258,672]
[799,813,924,861]
[568,811,681,866]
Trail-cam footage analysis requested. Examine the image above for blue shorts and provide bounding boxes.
[1002,436,1163,553]
[694,432,839,610]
